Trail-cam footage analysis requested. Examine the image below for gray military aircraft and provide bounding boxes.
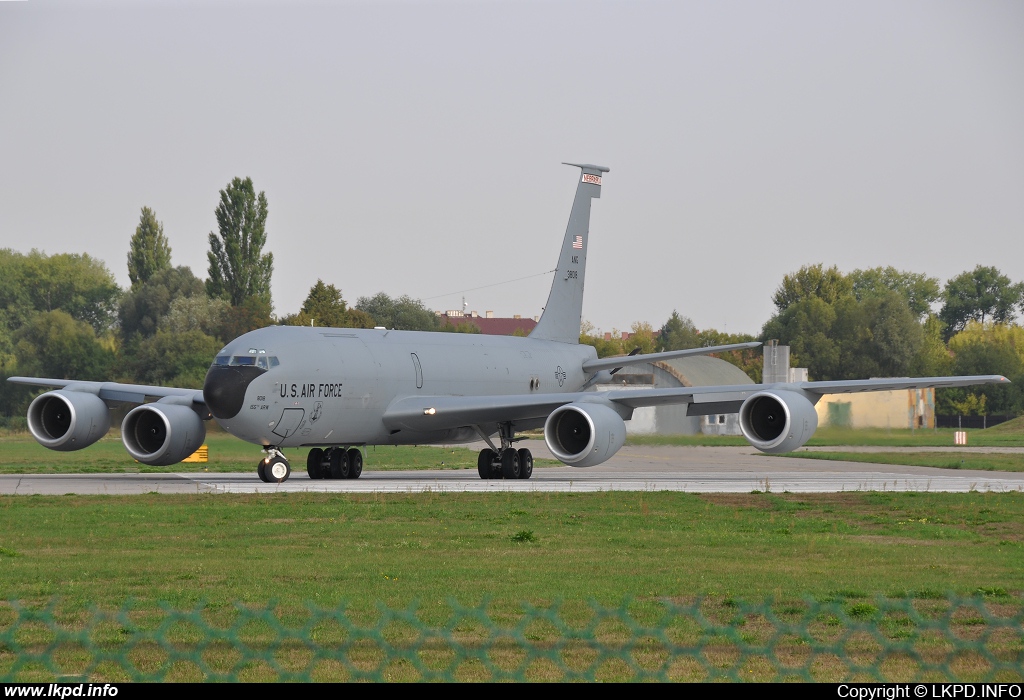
[9,163,1010,482]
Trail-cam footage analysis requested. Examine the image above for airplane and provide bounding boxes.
[9,163,1010,483]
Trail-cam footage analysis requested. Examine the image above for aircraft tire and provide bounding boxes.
[347,448,363,479]
[306,448,324,479]
[329,448,350,479]
[517,448,533,480]
[257,459,270,482]
[500,448,521,479]
[266,456,291,483]
[477,449,496,479]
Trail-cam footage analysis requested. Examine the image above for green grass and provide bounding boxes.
[1,491,1022,615]
[0,433,556,474]
[626,425,1024,448]
[782,451,1024,472]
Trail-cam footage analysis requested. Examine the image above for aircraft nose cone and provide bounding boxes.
[203,365,266,420]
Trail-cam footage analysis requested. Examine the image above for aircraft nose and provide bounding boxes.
[203,364,266,420]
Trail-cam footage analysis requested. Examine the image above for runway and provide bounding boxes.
[2,445,1022,495]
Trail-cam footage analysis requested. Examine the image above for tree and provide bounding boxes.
[281,280,374,329]
[14,310,115,381]
[355,293,440,331]
[124,329,225,389]
[15,250,121,333]
[939,266,1024,340]
[940,322,1024,416]
[849,267,940,319]
[206,177,274,307]
[772,264,852,312]
[161,295,231,338]
[127,207,172,287]
[656,311,700,351]
[119,266,206,339]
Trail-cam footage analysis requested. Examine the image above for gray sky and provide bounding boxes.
[2,0,1022,336]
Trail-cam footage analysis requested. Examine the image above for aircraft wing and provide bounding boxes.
[6,377,205,405]
[581,342,762,373]
[383,374,1009,432]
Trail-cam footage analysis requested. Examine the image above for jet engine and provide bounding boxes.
[122,403,206,466]
[738,389,819,454]
[544,401,627,467]
[26,390,111,451]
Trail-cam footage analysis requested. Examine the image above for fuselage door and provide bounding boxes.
[411,353,423,389]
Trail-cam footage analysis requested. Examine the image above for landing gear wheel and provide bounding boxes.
[477,448,496,479]
[329,448,350,479]
[257,459,269,482]
[347,448,363,479]
[307,448,324,479]
[500,448,521,479]
[517,448,533,480]
[265,455,291,483]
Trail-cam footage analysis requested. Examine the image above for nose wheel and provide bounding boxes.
[258,448,291,483]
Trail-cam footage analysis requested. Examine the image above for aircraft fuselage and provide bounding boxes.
[208,325,596,448]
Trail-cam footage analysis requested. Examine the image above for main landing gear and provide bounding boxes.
[304,447,363,480]
[477,423,533,480]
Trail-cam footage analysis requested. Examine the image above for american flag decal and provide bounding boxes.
[572,235,583,249]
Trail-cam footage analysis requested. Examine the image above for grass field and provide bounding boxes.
[782,451,1024,472]
[0,433,560,474]
[1,491,1022,615]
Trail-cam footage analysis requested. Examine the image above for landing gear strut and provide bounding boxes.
[259,447,291,483]
[477,423,532,480]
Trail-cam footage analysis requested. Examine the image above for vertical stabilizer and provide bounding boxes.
[529,163,609,344]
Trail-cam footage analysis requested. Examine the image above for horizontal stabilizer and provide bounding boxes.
[582,341,762,373]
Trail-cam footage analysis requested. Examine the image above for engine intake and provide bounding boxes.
[27,390,111,451]
[739,389,818,453]
[544,402,626,467]
[122,403,207,466]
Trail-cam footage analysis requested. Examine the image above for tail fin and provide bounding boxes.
[529,162,609,344]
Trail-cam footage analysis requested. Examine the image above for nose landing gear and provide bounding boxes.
[258,447,291,483]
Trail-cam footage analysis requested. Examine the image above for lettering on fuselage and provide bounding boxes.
[278,382,344,399]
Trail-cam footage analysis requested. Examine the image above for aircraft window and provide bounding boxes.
[269,356,280,368]
[231,356,257,366]
[257,356,270,370]
[214,355,231,366]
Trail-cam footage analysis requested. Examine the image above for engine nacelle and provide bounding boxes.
[122,403,206,466]
[544,401,627,467]
[26,390,111,451]
[739,389,819,453]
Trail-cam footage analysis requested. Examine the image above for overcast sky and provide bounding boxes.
[1,0,1022,336]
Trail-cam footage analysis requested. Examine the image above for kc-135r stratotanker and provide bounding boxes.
[9,164,1009,482]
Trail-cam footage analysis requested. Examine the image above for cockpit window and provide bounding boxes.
[212,355,279,368]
